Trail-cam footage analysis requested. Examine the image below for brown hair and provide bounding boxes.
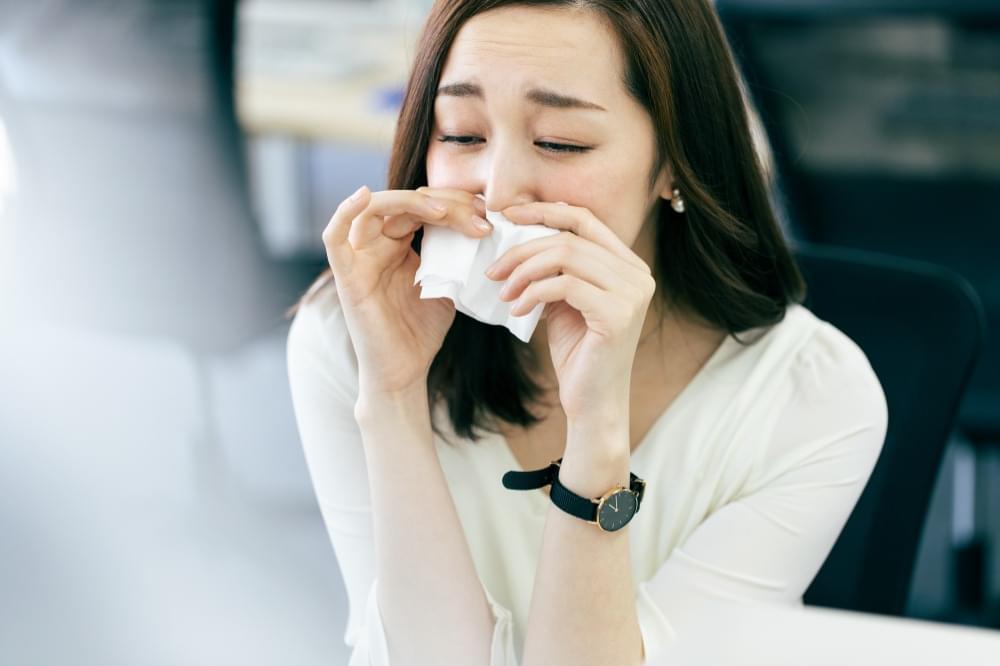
[285,0,806,443]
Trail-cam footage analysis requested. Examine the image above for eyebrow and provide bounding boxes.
[436,80,607,112]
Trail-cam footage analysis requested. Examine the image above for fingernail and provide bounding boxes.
[474,217,493,233]
[349,185,367,201]
[427,197,449,211]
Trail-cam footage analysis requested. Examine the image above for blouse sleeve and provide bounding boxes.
[285,292,519,666]
[634,325,890,662]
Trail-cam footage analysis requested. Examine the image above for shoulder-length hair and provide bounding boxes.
[286,0,806,445]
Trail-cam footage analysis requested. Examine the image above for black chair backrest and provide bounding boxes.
[717,0,1000,437]
[794,241,985,615]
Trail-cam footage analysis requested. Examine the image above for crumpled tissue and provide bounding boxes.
[414,194,560,343]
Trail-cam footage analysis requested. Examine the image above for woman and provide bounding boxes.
[285,1,888,664]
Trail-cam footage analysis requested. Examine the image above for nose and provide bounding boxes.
[475,140,539,214]
[481,185,538,214]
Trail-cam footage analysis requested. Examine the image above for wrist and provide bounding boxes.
[354,379,430,424]
[566,395,629,434]
[565,415,630,463]
[563,389,629,423]
[557,437,631,499]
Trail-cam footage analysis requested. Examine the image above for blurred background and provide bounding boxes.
[0,0,997,663]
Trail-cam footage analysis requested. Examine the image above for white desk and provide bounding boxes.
[645,601,1000,665]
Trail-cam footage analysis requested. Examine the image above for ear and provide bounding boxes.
[653,162,675,202]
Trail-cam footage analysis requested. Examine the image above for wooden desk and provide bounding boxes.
[235,1,422,146]
[237,75,401,147]
[233,3,427,257]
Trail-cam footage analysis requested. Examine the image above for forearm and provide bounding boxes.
[521,412,645,666]
[355,384,496,666]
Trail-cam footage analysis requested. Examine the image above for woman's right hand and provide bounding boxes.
[321,185,492,397]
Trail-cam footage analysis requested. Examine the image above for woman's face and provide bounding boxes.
[426,5,674,263]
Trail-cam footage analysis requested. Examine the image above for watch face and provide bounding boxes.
[596,490,638,532]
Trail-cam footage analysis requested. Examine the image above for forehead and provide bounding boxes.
[439,6,624,107]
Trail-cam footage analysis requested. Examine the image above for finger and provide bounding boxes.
[322,185,373,267]
[501,203,651,274]
[354,190,491,246]
[349,189,449,248]
[498,245,632,304]
[404,186,488,236]
[380,214,423,240]
[510,274,614,326]
[350,190,489,248]
[416,186,487,216]
[487,231,629,284]
[382,206,491,240]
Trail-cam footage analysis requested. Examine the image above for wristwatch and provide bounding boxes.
[501,458,646,532]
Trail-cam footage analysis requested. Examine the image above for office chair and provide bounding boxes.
[718,0,1000,621]
[793,242,985,617]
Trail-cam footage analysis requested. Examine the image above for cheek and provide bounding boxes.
[593,163,655,243]
[541,168,604,212]
[545,170,642,242]
[424,145,456,185]
[425,143,483,188]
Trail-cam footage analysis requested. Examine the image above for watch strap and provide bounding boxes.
[550,469,601,521]
[500,459,560,491]
[502,458,647,522]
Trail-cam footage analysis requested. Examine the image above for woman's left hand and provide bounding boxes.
[485,201,657,423]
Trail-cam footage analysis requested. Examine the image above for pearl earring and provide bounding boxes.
[670,188,686,214]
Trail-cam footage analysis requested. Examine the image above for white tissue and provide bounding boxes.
[414,194,560,343]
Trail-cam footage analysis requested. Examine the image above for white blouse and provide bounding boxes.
[286,283,889,665]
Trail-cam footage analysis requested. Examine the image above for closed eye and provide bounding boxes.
[435,135,591,154]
